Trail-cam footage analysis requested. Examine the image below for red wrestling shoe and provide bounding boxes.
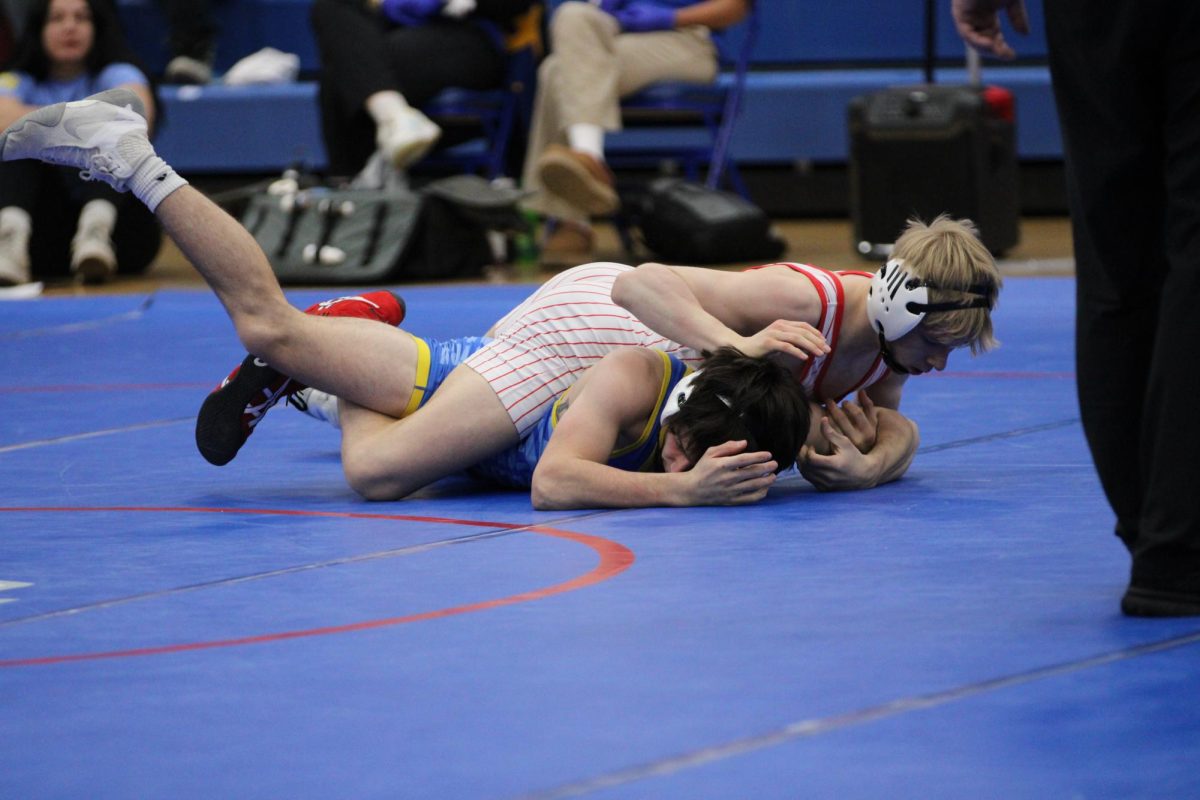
[304,290,405,324]
[194,291,406,465]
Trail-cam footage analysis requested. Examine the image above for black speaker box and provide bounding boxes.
[848,84,1020,257]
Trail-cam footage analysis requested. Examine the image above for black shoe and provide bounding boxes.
[1121,584,1200,617]
[1123,548,1200,617]
[195,354,295,466]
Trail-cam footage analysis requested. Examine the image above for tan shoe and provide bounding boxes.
[536,144,619,216]
[71,222,117,284]
[540,220,595,267]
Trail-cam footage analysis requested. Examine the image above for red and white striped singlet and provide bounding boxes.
[747,262,890,400]
[464,262,702,434]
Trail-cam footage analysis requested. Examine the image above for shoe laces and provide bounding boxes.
[244,376,294,430]
[285,388,309,412]
[79,153,118,182]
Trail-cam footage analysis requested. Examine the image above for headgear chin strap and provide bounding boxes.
[866,258,993,342]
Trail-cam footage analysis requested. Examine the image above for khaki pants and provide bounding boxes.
[522,1,718,222]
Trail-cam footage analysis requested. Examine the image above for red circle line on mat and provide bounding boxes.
[0,506,636,668]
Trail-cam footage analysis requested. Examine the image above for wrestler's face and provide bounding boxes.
[885,325,955,375]
[660,431,693,473]
[43,0,94,70]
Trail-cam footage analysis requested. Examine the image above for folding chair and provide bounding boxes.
[610,3,760,196]
[419,6,543,179]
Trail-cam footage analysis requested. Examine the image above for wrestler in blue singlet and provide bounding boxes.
[402,335,493,415]
[470,351,691,488]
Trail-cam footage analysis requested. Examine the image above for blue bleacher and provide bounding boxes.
[120,0,1059,175]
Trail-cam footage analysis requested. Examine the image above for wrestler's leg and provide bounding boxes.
[339,365,519,500]
[154,187,420,417]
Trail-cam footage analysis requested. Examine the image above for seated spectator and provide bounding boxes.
[0,0,160,286]
[158,0,218,84]
[524,0,749,262]
[309,0,535,182]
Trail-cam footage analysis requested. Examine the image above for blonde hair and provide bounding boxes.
[891,214,1002,354]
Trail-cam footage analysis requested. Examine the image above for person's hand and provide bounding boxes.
[799,417,878,491]
[682,440,778,505]
[614,2,676,32]
[738,319,830,362]
[380,0,443,26]
[823,390,879,454]
[951,0,1030,59]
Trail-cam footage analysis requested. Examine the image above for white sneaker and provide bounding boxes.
[288,387,341,429]
[0,223,30,287]
[71,222,117,283]
[0,89,152,192]
[376,107,441,169]
[164,55,213,85]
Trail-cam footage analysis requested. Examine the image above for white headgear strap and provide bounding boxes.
[659,369,733,426]
[867,258,928,342]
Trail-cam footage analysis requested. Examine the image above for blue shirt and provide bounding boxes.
[0,62,147,105]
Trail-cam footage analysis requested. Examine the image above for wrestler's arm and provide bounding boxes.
[800,405,919,491]
[531,351,776,509]
[610,263,830,362]
[864,370,907,411]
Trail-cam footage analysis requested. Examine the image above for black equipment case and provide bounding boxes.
[847,1,1020,257]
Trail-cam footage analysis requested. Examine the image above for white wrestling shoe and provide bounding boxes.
[0,88,152,192]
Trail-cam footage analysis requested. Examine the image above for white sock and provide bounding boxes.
[366,91,411,126]
[567,123,606,161]
[77,198,117,236]
[127,154,188,212]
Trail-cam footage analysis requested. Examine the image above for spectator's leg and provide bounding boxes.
[1048,0,1200,614]
[1127,2,1200,611]
[0,159,38,285]
[161,0,218,83]
[1047,0,1163,549]
[310,0,401,175]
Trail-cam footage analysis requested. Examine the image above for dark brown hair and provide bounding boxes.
[666,346,809,473]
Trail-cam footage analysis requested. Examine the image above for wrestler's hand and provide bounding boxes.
[823,390,879,454]
[739,320,830,363]
[683,440,778,505]
[799,417,878,491]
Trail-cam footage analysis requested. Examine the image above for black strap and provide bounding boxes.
[908,296,993,315]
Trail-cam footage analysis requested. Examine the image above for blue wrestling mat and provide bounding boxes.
[1,278,1198,798]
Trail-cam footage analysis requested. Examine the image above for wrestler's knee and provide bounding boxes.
[551,0,610,39]
[341,444,411,501]
[234,304,304,365]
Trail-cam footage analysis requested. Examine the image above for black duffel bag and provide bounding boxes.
[240,175,526,284]
[635,178,785,264]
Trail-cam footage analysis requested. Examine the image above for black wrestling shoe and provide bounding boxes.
[195,354,294,466]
